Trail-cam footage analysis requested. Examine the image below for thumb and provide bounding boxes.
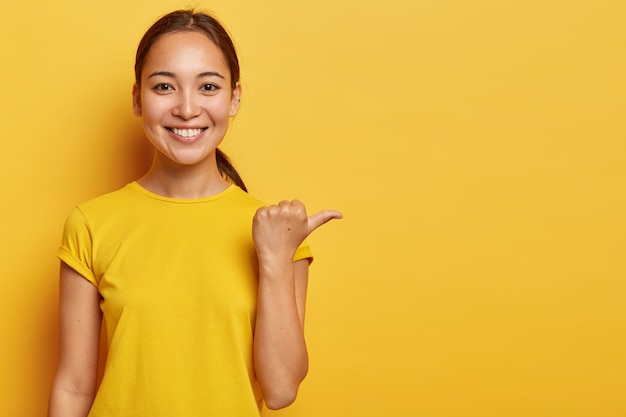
[307,210,343,234]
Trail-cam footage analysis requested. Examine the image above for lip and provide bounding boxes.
[166,127,208,142]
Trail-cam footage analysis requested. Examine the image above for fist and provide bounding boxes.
[252,200,342,260]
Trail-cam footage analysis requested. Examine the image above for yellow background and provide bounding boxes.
[1,0,624,416]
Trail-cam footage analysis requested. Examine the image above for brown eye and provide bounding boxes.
[201,84,218,92]
[154,83,174,91]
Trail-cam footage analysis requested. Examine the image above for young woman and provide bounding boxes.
[48,9,341,417]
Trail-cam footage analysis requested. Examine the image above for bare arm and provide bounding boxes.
[48,262,102,417]
[252,200,341,409]
[254,257,309,410]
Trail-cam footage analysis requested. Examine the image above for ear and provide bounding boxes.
[132,84,142,117]
[229,82,242,117]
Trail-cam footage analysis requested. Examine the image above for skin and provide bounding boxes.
[48,31,341,416]
[133,31,240,198]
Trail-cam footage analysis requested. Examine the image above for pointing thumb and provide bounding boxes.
[307,210,343,234]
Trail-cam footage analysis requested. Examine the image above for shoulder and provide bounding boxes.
[228,186,267,208]
[75,183,137,211]
[63,183,140,231]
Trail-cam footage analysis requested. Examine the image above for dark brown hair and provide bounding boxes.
[135,9,247,192]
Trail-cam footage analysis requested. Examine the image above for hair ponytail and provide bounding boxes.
[216,148,247,192]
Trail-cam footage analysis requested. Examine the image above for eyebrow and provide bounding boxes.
[148,71,225,79]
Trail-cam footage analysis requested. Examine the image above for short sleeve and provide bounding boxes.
[293,238,313,263]
[58,207,98,286]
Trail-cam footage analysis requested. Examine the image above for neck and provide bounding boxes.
[137,153,231,199]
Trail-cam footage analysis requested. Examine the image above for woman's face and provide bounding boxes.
[133,31,241,167]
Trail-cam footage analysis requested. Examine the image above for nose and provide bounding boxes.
[172,91,201,120]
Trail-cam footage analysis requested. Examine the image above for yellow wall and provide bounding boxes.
[1,0,624,415]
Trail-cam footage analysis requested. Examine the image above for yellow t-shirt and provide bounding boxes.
[58,182,312,417]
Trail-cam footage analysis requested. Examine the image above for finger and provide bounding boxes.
[307,210,343,233]
[289,199,306,217]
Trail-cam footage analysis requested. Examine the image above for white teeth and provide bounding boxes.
[171,128,203,138]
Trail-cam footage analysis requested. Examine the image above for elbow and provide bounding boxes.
[263,388,298,410]
[261,367,308,410]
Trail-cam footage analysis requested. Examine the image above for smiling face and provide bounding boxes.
[133,30,241,168]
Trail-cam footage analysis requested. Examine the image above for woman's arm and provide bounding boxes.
[253,257,309,410]
[252,200,341,409]
[48,262,102,417]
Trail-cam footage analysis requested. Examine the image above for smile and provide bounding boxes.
[169,127,206,138]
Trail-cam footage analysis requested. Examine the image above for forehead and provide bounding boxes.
[143,31,230,78]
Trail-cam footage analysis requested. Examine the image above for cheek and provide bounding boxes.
[192,102,229,125]
[140,96,169,123]
[211,97,237,119]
